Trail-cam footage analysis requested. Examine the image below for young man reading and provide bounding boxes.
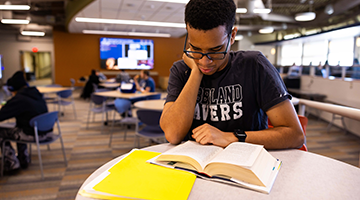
[160,0,304,149]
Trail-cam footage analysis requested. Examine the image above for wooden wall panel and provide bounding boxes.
[53,30,184,87]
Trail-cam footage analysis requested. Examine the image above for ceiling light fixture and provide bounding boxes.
[295,1,316,21]
[253,8,271,14]
[236,8,247,13]
[21,31,45,36]
[147,0,189,3]
[0,4,30,10]
[259,26,274,34]
[1,19,30,24]
[83,30,171,38]
[295,12,316,21]
[235,35,243,40]
[75,17,185,28]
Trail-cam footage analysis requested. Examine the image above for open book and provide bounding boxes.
[148,141,282,194]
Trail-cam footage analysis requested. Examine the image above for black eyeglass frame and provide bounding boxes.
[183,33,231,60]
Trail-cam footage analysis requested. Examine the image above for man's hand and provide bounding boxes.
[182,51,198,70]
[192,123,237,148]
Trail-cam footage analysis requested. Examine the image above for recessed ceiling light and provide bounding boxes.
[235,35,243,40]
[75,17,186,28]
[0,5,30,10]
[82,30,171,37]
[253,8,271,14]
[295,12,316,21]
[236,8,247,13]
[1,19,30,24]
[259,27,274,34]
[21,31,45,36]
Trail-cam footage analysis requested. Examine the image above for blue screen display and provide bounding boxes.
[100,37,154,70]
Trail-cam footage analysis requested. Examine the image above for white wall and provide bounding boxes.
[300,75,360,137]
[235,36,276,64]
[0,34,54,84]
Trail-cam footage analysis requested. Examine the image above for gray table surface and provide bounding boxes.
[76,143,360,200]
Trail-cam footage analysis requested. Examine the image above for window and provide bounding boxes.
[303,40,328,66]
[280,43,302,66]
[328,38,354,66]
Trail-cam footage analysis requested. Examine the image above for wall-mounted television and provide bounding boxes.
[100,37,154,70]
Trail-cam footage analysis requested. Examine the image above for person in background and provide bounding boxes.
[97,70,107,81]
[134,70,155,93]
[116,69,131,83]
[160,0,304,149]
[81,69,100,99]
[0,71,49,173]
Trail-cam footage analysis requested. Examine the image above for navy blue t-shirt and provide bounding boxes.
[141,77,155,92]
[166,51,291,140]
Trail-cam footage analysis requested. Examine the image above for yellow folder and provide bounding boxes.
[83,149,196,200]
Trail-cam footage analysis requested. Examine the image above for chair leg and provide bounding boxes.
[35,142,44,180]
[47,144,50,150]
[109,112,116,147]
[59,136,67,166]
[1,142,5,177]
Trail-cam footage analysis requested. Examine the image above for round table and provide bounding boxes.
[76,143,360,200]
[133,99,165,110]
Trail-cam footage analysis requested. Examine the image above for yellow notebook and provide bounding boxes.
[80,149,196,200]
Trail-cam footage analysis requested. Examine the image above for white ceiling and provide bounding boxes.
[68,0,187,37]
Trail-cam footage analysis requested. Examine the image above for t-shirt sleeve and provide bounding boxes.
[255,52,291,112]
[165,61,190,103]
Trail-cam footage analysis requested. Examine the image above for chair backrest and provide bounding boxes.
[29,111,59,132]
[146,93,161,100]
[136,109,162,126]
[70,78,75,87]
[57,89,73,98]
[114,98,132,114]
[45,84,62,87]
[91,93,107,105]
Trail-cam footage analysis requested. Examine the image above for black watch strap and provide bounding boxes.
[233,129,247,142]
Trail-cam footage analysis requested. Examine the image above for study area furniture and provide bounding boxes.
[94,90,160,100]
[36,86,71,94]
[0,111,67,180]
[135,109,165,147]
[133,99,165,111]
[98,82,121,89]
[76,143,360,200]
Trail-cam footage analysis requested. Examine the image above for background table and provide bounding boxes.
[36,86,71,94]
[98,82,121,89]
[76,143,360,200]
[133,99,165,110]
[94,90,160,100]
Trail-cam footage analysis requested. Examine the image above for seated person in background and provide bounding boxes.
[116,69,131,83]
[160,0,304,150]
[97,70,107,81]
[81,69,101,99]
[0,71,49,173]
[134,70,155,93]
[287,62,302,76]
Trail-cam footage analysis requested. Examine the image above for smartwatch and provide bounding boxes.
[233,129,247,142]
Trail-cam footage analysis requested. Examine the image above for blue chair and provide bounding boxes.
[109,99,139,146]
[135,109,166,147]
[48,89,77,119]
[86,93,115,134]
[146,93,161,100]
[0,111,67,179]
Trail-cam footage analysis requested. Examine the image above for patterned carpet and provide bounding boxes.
[0,89,359,200]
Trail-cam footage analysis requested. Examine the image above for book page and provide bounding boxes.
[160,141,223,170]
[207,142,263,168]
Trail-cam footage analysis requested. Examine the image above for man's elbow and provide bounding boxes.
[293,129,305,149]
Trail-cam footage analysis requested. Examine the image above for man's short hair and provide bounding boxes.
[185,0,236,35]
[6,71,28,92]
[142,70,150,77]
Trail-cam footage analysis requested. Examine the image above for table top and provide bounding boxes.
[36,86,71,94]
[76,143,360,200]
[99,82,121,88]
[133,99,165,110]
[94,90,160,100]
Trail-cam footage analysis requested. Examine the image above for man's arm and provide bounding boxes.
[191,99,304,149]
[160,57,203,144]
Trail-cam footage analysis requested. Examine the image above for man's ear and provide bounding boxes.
[230,27,238,45]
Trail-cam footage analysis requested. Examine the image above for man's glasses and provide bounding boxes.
[183,33,231,60]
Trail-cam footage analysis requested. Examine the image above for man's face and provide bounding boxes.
[185,25,235,75]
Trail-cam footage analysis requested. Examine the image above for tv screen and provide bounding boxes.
[100,37,154,70]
